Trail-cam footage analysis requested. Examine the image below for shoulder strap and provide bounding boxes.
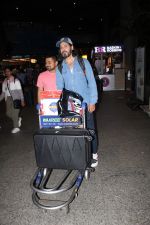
[58,62,63,74]
[6,80,12,98]
[77,57,88,84]
[77,57,86,76]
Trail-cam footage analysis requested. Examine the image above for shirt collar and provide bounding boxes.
[63,56,77,65]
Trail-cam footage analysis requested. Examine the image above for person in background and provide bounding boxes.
[16,66,27,88]
[36,56,58,103]
[0,66,25,133]
[56,37,99,168]
[24,65,34,106]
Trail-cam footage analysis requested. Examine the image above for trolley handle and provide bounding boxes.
[81,102,86,129]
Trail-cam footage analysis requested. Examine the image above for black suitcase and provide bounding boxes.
[33,128,92,170]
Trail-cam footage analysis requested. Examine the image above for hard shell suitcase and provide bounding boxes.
[33,128,92,170]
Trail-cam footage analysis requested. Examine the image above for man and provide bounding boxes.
[37,56,58,103]
[56,37,99,167]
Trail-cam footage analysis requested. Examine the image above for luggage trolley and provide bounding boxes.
[30,89,95,213]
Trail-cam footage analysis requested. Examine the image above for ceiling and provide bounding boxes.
[0,0,120,35]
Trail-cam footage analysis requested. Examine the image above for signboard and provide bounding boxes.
[135,47,145,101]
[40,115,82,128]
[40,91,62,116]
[94,46,122,53]
[39,91,83,128]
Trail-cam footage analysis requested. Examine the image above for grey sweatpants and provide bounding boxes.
[6,97,20,128]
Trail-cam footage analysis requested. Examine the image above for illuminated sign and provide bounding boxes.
[94,46,122,53]
[107,46,122,52]
[95,46,106,53]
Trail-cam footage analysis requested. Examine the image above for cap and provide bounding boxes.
[56,37,73,48]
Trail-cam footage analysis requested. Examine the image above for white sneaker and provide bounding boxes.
[91,153,98,168]
[11,128,20,134]
[18,117,22,128]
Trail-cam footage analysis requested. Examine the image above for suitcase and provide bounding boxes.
[33,128,92,170]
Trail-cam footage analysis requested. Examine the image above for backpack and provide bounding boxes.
[58,56,86,76]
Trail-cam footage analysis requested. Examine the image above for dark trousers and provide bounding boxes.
[86,110,98,154]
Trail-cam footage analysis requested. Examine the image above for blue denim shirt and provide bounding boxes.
[56,57,98,104]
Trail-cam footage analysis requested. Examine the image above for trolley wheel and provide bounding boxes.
[43,168,47,177]
[90,167,95,173]
[87,167,95,173]
[84,169,90,180]
[75,192,78,197]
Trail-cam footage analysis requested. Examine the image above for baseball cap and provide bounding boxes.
[56,37,73,48]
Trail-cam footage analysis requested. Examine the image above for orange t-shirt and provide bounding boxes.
[37,71,57,91]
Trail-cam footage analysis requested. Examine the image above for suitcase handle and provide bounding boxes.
[85,135,93,141]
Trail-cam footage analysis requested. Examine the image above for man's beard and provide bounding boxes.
[46,66,54,71]
[61,50,72,59]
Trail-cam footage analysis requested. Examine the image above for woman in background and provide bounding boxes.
[0,66,25,133]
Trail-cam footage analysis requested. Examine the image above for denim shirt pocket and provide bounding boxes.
[62,67,67,74]
[75,67,83,76]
